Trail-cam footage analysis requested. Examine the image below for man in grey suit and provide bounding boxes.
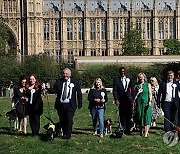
[48,68,82,139]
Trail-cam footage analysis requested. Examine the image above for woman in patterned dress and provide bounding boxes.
[149,77,160,127]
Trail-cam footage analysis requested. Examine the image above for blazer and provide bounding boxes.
[113,76,133,103]
[157,79,180,108]
[88,88,108,110]
[52,77,82,111]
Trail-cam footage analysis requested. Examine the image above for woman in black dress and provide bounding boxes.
[25,74,43,136]
[13,76,28,134]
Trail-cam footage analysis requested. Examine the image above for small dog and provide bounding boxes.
[104,118,113,135]
[115,123,124,138]
[6,109,18,131]
[44,116,62,141]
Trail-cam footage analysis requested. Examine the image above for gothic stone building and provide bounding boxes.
[0,0,179,61]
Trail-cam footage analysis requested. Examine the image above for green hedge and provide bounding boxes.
[78,63,180,88]
[0,55,179,89]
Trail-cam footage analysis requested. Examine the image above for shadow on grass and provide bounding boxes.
[0,127,33,137]
[38,133,49,142]
[73,127,93,135]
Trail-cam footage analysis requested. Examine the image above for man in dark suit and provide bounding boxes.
[48,68,82,139]
[177,70,180,126]
[113,67,133,134]
[157,70,180,132]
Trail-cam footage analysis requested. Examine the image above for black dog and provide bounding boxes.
[44,116,62,141]
[104,118,113,135]
[115,123,124,138]
[6,109,18,131]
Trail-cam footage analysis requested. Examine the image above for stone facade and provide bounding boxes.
[0,0,179,61]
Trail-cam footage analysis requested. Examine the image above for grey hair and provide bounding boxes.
[63,68,71,76]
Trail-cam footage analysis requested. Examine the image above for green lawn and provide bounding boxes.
[0,94,180,154]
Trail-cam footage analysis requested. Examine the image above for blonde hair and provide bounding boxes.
[137,72,147,83]
[149,77,159,86]
[92,78,104,89]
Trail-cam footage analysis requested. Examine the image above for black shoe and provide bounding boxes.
[61,135,71,139]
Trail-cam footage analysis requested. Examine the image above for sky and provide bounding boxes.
[44,0,176,12]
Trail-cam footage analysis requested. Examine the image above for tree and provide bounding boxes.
[0,22,8,56]
[122,29,148,56]
[163,39,180,55]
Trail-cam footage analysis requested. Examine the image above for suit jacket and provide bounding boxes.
[157,79,180,108]
[52,77,82,111]
[113,76,133,103]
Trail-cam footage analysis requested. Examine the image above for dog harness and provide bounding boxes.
[48,123,55,132]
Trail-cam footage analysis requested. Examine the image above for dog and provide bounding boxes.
[104,118,113,135]
[115,123,124,138]
[44,116,62,141]
[6,109,18,131]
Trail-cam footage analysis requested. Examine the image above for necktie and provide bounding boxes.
[62,81,67,100]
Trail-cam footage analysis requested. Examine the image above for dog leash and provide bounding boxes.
[46,92,51,120]
[164,116,180,131]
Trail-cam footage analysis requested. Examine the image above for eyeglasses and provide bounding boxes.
[150,80,154,82]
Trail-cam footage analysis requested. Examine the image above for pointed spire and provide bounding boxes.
[107,0,112,11]
[176,0,180,7]
[153,0,157,10]
[61,0,65,11]
[130,0,134,11]
[84,0,88,11]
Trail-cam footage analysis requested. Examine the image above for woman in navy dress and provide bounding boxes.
[88,78,108,138]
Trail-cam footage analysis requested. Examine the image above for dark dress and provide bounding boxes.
[13,86,27,119]
[26,85,43,135]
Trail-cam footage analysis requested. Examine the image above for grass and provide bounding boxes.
[0,94,180,154]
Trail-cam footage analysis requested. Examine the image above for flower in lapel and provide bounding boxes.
[101,92,105,100]
[69,83,74,88]
[172,84,177,88]
[172,84,177,98]
[126,78,130,85]
[154,86,159,92]
[68,83,74,99]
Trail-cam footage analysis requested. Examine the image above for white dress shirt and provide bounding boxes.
[60,78,71,103]
[165,82,173,102]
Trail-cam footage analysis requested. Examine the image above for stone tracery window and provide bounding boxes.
[67,20,73,40]
[158,19,164,40]
[101,21,106,40]
[44,20,49,40]
[147,19,152,40]
[90,20,96,40]
[91,49,96,56]
[113,20,118,40]
[169,19,175,39]
[56,50,61,62]
[136,19,141,30]
[55,20,60,40]
[78,20,83,40]
[79,50,85,56]
[124,19,129,36]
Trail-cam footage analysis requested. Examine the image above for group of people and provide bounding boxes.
[12,74,43,136]
[113,67,180,138]
[10,67,180,139]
